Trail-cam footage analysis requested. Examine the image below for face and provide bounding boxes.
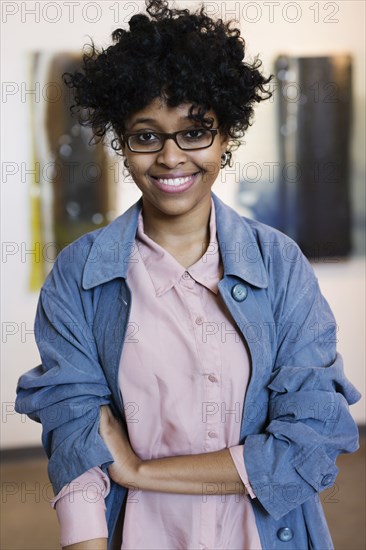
[120,97,229,219]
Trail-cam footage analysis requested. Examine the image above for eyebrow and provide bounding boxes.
[130,115,198,128]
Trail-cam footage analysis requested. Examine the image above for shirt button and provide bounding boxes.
[182,271,191,279]
[195,316,204,325]
[208,431,218,438]
[208,374,218,383]
[231,283,248,302]
[321,474,334,486]
[277,527,294,542]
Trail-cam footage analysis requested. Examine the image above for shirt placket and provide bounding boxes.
[179,270,221,550]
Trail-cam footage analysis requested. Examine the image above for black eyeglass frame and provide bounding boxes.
[122,128,219,153]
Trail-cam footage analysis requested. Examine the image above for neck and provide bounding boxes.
[141,195,212,254]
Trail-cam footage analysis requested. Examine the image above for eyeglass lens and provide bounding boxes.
[128,129,213,152]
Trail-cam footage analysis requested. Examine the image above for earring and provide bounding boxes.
[221,151,230,169]
[122,157,130,178]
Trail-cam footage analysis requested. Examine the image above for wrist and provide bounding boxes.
[109,452,143,490]
[134,458,146,490]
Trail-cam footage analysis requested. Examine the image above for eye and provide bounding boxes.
[183,129,206,140]
[136,132,159,143]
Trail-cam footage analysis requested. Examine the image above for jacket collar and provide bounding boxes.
[82,192,268,290]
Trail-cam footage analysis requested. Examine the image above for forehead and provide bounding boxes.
[127,97,217,128]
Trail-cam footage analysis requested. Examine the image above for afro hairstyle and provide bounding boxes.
[63,0,273,170]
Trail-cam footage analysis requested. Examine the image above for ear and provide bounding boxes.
[219,131,230,152]
[120,137,130,165]
[120,134,126,154]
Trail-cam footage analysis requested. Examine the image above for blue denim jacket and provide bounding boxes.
[15,192,361,550]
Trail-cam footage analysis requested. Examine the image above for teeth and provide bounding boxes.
[156,174,197,186]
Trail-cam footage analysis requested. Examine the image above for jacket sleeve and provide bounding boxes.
[244,249,361,520]
[14,249,115,496]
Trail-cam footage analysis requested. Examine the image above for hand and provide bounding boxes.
[98,405,142,489]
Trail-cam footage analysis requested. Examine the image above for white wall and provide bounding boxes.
[1,1,365,448]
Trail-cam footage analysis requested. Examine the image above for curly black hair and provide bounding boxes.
[63,0,273,170]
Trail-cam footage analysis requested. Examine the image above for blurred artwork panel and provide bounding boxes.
[28,51,117,290]
[237,55,354,260]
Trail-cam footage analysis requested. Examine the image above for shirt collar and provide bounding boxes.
[82,192,268,290]
[135,197,222,296]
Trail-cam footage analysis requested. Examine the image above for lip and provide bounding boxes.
[148,171,200,194]
[151,171,199,178]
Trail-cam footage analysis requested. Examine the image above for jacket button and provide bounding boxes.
[277,527,294,542]
[231,283,248,302]
[321,474,334,486]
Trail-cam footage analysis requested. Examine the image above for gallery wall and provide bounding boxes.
[1,1,365,448]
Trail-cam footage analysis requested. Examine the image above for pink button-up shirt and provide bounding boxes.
[52,198,262,550]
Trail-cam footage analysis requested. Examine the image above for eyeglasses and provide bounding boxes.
[122,128,218,153]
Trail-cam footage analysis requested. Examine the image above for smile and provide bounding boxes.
[149,172,200,193]
[156,174,195,186]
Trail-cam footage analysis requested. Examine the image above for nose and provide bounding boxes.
[155,136,188,167]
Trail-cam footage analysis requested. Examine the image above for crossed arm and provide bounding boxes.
[63,406,249,550]
[98,405,249,496]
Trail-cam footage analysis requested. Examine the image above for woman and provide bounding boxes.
[15,1,361,549]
